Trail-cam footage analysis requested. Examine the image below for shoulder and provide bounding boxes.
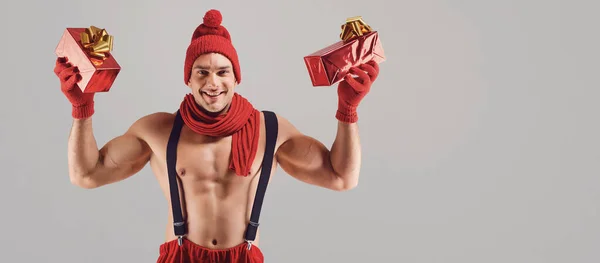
[260,111,302,150]
[126,111,177,138]
[259,110,296,134]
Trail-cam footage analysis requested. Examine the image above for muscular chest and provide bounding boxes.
[145,113,268,186]
[175,132,234,182]
[168,127,266,182]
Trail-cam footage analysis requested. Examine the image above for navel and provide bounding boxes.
[212,239,218,246]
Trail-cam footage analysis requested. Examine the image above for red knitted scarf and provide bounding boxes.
[179,93,261,176]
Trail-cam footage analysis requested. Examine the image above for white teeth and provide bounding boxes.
[203,91,223,96]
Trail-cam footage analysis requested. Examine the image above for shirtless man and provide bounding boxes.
[54,9,380,263]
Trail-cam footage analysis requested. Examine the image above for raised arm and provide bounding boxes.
[275,60,380,191]
[55,56,151,189]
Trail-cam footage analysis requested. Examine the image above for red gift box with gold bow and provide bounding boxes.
[55,26,121,93]
[304,16,385,87]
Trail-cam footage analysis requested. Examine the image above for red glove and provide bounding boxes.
[336,60,380,123]
[54,57,95,119]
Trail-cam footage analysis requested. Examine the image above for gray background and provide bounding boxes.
[1,0,599,262]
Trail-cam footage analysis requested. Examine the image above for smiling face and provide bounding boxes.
[186,53,237,115]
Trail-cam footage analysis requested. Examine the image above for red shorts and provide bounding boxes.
[156,238,264,263]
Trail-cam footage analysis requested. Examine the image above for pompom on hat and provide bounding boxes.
[184,9,241,84]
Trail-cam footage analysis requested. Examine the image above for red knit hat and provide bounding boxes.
[184,9,241,84]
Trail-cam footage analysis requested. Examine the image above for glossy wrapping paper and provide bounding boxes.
[55,26,121,93]
[304,16,385,87]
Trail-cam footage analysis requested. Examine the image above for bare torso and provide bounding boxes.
[139,111,279,249]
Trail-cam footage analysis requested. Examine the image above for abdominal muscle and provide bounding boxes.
[148,145,265,250]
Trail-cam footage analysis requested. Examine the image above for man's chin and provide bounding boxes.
[191,96,230,114]
[197,103,228,115]
[205,106,223,113]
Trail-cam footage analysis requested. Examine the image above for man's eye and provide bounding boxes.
[218,70,229,75]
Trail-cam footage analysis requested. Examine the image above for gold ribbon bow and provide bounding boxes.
[339,16,373,42]
[79,26,114,64]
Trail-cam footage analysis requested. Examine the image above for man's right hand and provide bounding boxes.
[54,57,95,119]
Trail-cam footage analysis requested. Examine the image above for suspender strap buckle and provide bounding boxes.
[244,220,259,244]
[174,221,186,247]
[244,221,259,250]
[174,221,187,236]
[248,220,259,232]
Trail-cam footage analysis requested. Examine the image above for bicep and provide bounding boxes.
[275,118,344,191]
[99,132,151,174]
[86,126,152,188]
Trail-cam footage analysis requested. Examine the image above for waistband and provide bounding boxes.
[159,238,264,260]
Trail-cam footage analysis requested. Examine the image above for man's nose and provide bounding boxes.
[206,73,219,87]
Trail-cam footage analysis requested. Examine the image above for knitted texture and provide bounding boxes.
[54,57,95,119]
[336,60,380,123]
[184,9,241,84]
[179,93,260,176]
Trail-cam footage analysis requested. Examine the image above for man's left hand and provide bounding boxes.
[335,60,380,123]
